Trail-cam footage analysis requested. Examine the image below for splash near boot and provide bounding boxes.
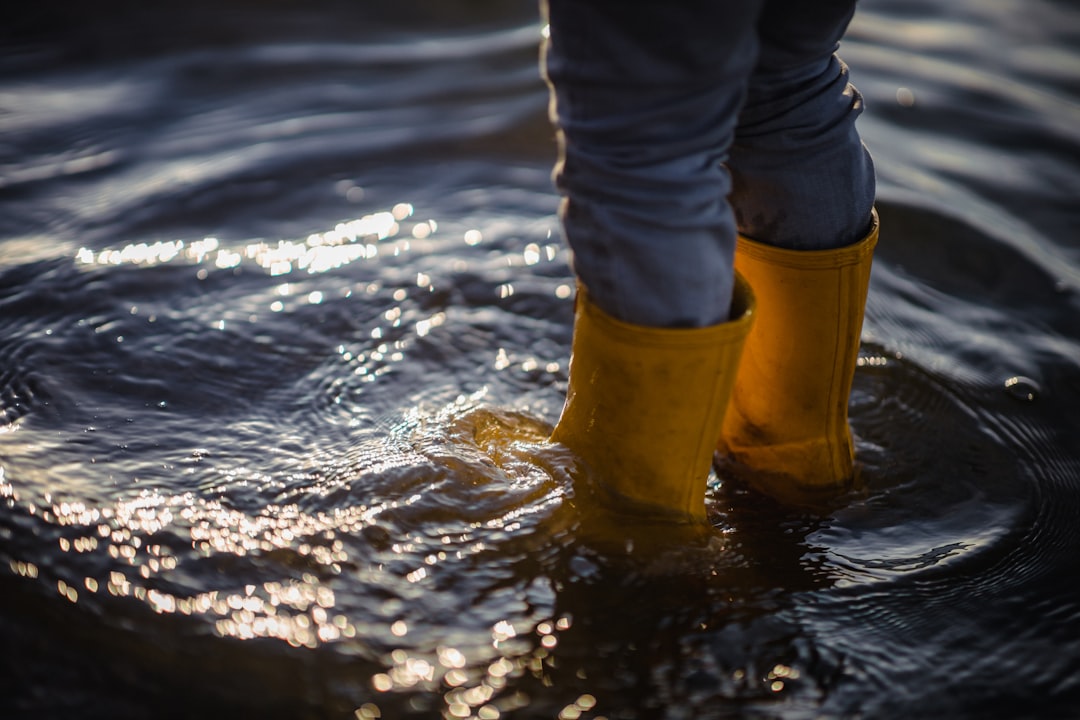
[718,213,879,501]
[551,275,755,521]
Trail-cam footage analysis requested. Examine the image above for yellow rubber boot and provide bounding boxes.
[551,274,755,521]
[718,212,878,500]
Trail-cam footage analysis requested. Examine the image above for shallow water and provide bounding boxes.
[2,1,1079,718]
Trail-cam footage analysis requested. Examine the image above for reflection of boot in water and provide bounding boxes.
[717,212,878,503]
[550,275,755,521]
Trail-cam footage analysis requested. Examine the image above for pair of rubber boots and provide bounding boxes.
[551,213,879,520]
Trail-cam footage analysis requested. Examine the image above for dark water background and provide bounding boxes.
[2,1,1079,718]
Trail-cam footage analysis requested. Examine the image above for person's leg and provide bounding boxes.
[542,0,762,328]
[730,0,875,249]
[718,0,878,499]
[542,0,761,518]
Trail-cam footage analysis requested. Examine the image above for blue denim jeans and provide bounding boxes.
[541,0,876,327]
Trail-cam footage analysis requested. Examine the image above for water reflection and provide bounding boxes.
[74,211,400,276]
